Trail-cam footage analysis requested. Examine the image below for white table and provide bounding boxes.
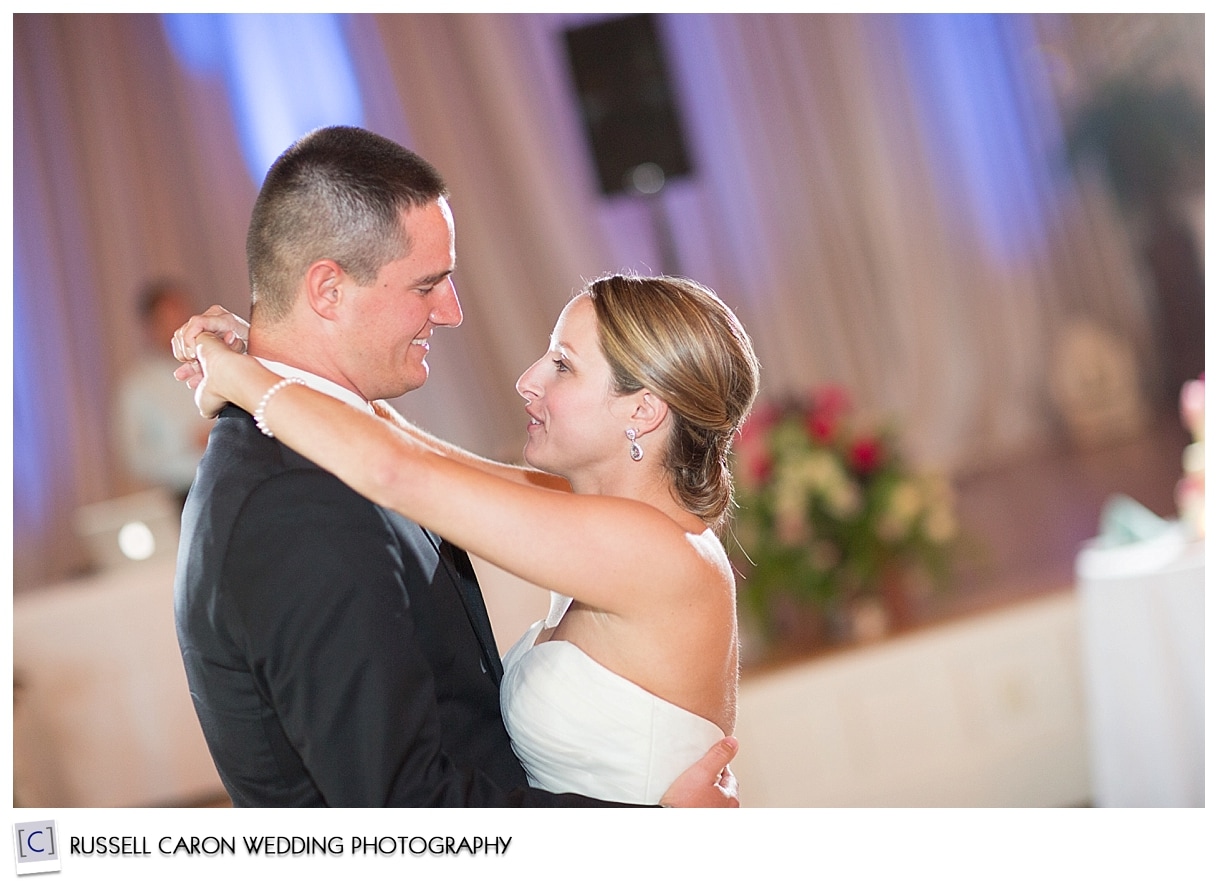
[13,555,225,807]
[1075,525,1205,807]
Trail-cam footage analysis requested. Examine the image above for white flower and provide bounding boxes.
[824,474,863,519]
[924,507,958,544]
[918,474,958,543]
[876,480,921,541]
[774,482,809,545]
[787,449,837,492]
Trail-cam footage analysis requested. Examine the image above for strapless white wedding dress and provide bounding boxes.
[500,594,727,804]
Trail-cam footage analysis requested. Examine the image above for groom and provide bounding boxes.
[174,126,737,807]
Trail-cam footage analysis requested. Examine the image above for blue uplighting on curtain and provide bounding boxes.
[12,254,50,530]
[162,13,365,183]
[898,14,1056,264]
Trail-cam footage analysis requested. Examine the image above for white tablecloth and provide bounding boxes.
[1075,525,1205,807]
[13,556,225,807]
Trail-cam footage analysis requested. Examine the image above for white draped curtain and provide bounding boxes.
[11,13,1201,589]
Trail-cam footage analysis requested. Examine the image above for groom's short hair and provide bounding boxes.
[246,125,449,323]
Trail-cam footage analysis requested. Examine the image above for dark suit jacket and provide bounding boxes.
[175,405,613,806]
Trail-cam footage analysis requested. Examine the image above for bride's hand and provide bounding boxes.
[191,332,243,419]
[172,305,250,389]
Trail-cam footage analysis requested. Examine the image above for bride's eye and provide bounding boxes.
[552,358,569,373]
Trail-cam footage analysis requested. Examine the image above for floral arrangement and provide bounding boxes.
[730,385,959,633]
[1176,373,1204,538]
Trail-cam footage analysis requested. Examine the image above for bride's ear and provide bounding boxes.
[631,391,669,438]
[304,260,344,320]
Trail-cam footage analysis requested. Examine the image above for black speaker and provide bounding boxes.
[564,14,693,196]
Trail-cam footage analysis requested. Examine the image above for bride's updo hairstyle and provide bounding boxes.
[586,274,760,531]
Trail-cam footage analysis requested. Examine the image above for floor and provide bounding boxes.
[926,410,1190,622]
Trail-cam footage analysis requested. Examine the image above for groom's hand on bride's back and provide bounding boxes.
[659,736,740,808]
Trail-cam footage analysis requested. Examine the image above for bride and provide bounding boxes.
[176,273,760,804]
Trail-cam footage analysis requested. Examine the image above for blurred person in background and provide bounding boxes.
[113,279,211,507]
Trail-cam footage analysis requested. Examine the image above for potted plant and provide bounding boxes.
[730,385,959,648]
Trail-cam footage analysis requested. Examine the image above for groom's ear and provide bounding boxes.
[303,260,344,320]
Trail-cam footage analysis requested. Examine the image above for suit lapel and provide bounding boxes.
[420,527,505,684]
[365,403,504,683]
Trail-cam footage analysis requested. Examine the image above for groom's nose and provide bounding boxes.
[429,278,463,328]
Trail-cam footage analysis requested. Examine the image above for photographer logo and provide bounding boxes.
[12,820,60,875]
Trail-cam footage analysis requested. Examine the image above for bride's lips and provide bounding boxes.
[524,407,543,433]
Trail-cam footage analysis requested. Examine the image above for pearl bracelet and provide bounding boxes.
[254,377,307,438]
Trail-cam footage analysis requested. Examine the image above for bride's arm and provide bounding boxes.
[172,305,570,492]
[191,335,702,617]
[372,403,570,492]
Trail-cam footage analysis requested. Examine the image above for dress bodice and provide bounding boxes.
[499,594,726,804]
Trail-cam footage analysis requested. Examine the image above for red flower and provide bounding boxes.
[735,404,780,490]
[806,384,851,442]
[804,413,830,442]
[849,435,884,474]
[740,402,781,443]
[814,384,851,417]
[747,452,774,486]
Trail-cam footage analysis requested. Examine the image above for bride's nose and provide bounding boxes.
[516,360,542,400]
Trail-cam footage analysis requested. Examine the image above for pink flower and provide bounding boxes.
[1180,373,1205,441]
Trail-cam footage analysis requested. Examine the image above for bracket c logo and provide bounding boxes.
[12,820,61,875]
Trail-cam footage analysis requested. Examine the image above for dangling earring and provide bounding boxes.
[626,428,644,461]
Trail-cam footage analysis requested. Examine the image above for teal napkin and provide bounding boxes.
[1094,494,1172,548]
